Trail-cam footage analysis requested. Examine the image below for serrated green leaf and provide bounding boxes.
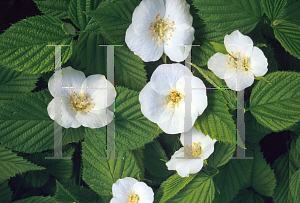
[86,0,140,44]
[25,149,74,184]
[82,127,140,195]
[114,46,147,91]
[62,126,85,145]
[276,0,300,27]
[207,141,236,168]
[0,89,68,153]
[251,145,276,196]
[0,66,39,104]
[0,15,73,74]
[86,86,162,151]
[191,40,216,67]
[166,172,215,203]
[33,0,70,19]
[160,173,197,203]
[249,72,300,132]
[12,196,57,203]
[261,0,287,21]
[130,148,145,181]
[0,180,12,203]
[272,140,300,203]
[195,91,236,144]
[259,44,279,73]
[273,23,300,59]
[213,159,253,203]
[290,169,300,203]
[69,32,106,76]
[210,42,227,54]
[193,0,263,35]
[230,189,265,203]
[22,170,50,188]
[68,0,102,30]
[255,76,271,84]
[0,145,45,182]
[55,180,78,203]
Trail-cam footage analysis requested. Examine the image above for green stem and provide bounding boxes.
[162,53,167,64]
[190,63,219,87]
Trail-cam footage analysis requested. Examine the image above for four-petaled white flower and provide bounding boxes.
[110,177,154,203]
[125,0,195,62]
[139,63,207,134]
[207,30,268,91]
[166,127,217,177]
[47,66,116,129]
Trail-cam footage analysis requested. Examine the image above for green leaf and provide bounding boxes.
[272,140,300,203]
[62,126,85,145]
[249,72,300,132]
[230,189,265,203]
[130,148,145,181]
[210,42,227,54]
[213,159,253,203]
[0,89,68,153]
[255,76,271,84]
[114,46,147,91]
[251,145,276,196]
[33,0,70,19]
[195,91,236,144]
[82,126,140,195]
[68,0,102,30]
[22,170,50,188]
[13,196,57,203]
[207,141,236,168]
[160,173,197,203]
[259,44,279,73]
[261,0,287,21]
[86,86,162,151]
[69,32,106,76]
[276,0,300,27]
[166,172,215,203]
[0,145,45,182]
[0,66,39,104]
[273,23,300,59]
[55,181,78,203]
[0,180,12,203]
[0,15,73,74]
[86,0,140,44]
[193,0,263,35]
[290,169,300,203]
[25,149,74,184]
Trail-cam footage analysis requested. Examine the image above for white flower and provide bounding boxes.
[207,30,268,91]
[166,127,217,177]
[110,177,154,203]
[139,63,207,134]
[47,66,116,129]
[125,0,195,62]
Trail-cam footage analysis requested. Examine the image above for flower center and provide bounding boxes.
[68,91,94,113]
[185,142,202,158]
[226,51,250,72]
[149,14,176,45]
[128,194,139,203]
[165,90,184,108]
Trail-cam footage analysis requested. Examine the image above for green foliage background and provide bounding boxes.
[0,0,300,202]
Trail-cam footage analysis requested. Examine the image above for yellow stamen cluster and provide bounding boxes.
[149,14,176,45]
[128,194,139,203]
[185,142,202,158]
[226,51,250,72]
[68,91,94,113]
[165,90,184,108]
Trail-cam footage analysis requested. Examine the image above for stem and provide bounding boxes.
[162,53,167,64]
[190,63,219,87]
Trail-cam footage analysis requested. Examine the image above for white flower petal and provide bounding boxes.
[166,148,185,170]
[180,127,204,146]
[150,63,193,95]
[81,74,116,110]
[132,0,165,35]
[75,109,113,128]
[176,162,191,177]
[164,27,194,62]
[48,66,85,98]
[224,69,254,91]
[157,100,198,134]
[188,158,204,174]
[139,82,174,123]
[125,24,163,62]
[47,98,81,128]
[109,197,127,203]
[132,182,154,203]
[207,53,233,79]
[165,0,193,31]
[175,76,207,116]
[112,177,138,198]
[224,30,253,57]
[249,46,268,77]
